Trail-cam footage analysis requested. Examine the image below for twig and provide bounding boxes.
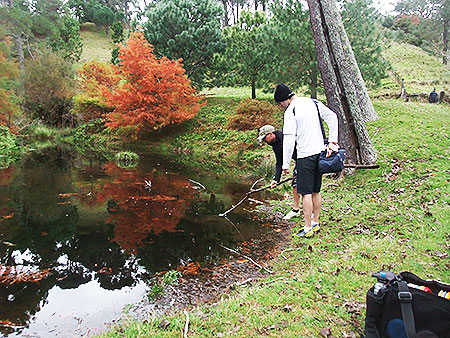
[189,179,206,190]
[223,215,245,241]
[248,198,264,204]
[280,248,302,260]
[183,310,189,338]
[261,277,293,285]
[220,244,273,274]
[250,178,264,190]
[219,176,295,217]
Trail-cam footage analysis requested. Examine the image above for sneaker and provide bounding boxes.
[283,209,300,220]
[293,228,314,238]
[312,222,320,233]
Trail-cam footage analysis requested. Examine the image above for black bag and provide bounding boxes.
[318,148,346,174]
[311,99,346,174]
[364,271,450,338]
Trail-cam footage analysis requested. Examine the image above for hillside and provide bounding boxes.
[79,23,114,63]
[381,40,450,95]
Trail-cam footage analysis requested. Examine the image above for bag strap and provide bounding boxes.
[311,99,328,144]
[397,281,417,338]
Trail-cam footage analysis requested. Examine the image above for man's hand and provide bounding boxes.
[270,180,278,188]
[326,142,339,157]
[282,168,289,174]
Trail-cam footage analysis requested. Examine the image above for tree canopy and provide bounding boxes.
[142,0,224,89]
[104,32,203,132]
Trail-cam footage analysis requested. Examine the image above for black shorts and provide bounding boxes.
[296,154,322,195]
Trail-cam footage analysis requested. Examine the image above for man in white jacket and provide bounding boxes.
[274,84,339,238]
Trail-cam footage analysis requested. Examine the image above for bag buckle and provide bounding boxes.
[398,291,412,302]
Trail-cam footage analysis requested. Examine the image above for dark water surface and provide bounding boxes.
[0,145,276,337]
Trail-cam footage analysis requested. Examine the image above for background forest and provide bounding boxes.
[0,0,449,163]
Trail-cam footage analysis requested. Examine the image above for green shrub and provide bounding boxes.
[162,270,181,286]
[25,124,59,140]
[0,126,24,168]
[22,50,76,127]
[228,98,282,131]
[114,151,139,168]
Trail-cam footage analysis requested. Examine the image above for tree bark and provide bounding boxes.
[15,35,24,70]
[251,80,256,99]
[306,0,378,166]
[443,18,449,65]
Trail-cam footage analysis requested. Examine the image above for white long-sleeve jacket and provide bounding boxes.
[282,96,338,169]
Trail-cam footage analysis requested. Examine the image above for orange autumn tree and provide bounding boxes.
[104,32,203,132]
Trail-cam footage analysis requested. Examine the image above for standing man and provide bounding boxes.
[257,124,300,220]
[274,84,339,238]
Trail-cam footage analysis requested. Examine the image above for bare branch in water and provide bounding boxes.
[219,244,273,274]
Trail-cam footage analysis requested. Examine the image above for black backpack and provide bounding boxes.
[364,271,450,338]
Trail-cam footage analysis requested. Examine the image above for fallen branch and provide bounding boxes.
[220,244,273,274]
[344,164,379,169]
[280,248,302,260]
[183,310,189,338]
[189,179,206,190]
[219,176,295,217]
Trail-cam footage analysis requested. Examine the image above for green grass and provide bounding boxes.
[381,41,450,94]
[79,23,115,63]
[97,97,450,337]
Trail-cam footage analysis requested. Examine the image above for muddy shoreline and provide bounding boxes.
[126,205,295,322]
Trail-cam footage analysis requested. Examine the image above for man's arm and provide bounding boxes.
[282,106,296,171]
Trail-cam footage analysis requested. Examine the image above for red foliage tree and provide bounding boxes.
[104,32,204,132]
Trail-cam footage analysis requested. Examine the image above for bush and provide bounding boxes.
[114,151,139,168]
[22,50,76,127]
[0,125,24,168]
[227,98,282,131]
[73,60,117,122]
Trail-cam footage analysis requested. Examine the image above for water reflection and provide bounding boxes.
[0,145,266,336]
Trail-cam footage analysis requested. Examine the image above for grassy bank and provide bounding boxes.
[97,98,450,337]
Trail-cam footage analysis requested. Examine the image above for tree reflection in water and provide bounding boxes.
[0,146,262,336]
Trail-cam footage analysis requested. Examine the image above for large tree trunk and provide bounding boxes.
[221,0,229,26]
[15,35,24,70]
[306,0,378,166]
[443,18,449,65]
[251,80,256,99]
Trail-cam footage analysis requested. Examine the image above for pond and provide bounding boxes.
[0,145,283,337]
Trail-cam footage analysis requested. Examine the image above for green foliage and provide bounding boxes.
[147,282,164,300]
[54,15,83,62]
[340,0,390,88]
[0,126,24,168]
[390,0,449,62]
[162,270,181,286]
[265,0,319,96]
[228,98,282,131]
[68,0,120,34]
[110,21,124,44]
[24,124,60,140]
[22,50,76,127]
[220,11,273,98]
[114,151,139,168]
[147,270,182,300]
[0,26,21,127]
[70,118,109,155]
[143,0,224,88]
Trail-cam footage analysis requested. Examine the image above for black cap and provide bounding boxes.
[274,84,294,102]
